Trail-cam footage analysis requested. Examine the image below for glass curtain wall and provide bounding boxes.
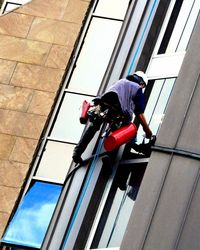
[85,0,200,249]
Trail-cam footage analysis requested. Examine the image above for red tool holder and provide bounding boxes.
[104,123,137,151]
[80,100,91,124]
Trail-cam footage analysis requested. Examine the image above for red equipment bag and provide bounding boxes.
[80,100,91,124]
[104,123,137,151]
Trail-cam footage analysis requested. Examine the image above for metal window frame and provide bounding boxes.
[85,158,149,250]
[39,1,129,249]
[71,0,172,247]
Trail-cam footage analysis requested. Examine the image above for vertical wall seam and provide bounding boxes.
[139,152,174,249]
[174,73,200,148]
[173,165,200,250]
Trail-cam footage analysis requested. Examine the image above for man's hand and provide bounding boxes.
[145,128,152,139]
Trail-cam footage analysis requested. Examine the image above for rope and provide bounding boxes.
[61,138,104,249]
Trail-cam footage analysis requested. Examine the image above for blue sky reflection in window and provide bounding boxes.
[2,181,62,248]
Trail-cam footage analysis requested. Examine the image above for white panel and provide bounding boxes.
[94,0,129,19]
[90,248,118,250]
[147,52,185,79]
[68,18,122,95]
[50,93,93,143]
[35,141,74,183]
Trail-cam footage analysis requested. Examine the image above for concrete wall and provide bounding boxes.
[120,14,200,250]
[0,0,90,237]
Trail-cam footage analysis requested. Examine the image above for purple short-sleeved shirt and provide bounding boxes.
[104,78,145,121]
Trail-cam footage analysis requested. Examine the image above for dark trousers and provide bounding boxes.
[73,121,102,156]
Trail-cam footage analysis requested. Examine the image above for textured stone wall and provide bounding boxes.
[0,0,90,237]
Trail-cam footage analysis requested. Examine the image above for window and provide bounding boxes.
[67,18,123,95]
[86,160,147,249]
[94,0,129,19]
[147,0,199,79]
[50,92,93,143]
[0,0,31,15]
[35,141,75,183]
[2,181,62,249]
[158,0,199,53]
[137,78,176,143]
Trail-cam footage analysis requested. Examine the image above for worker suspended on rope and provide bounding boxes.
[72,71,152,164]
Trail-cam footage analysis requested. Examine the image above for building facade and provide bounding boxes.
[0,0,200,249]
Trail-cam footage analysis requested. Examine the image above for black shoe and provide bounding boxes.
[72,153,83,164]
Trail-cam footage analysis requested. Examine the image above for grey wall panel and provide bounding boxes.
[156,14,200,148]
[142,156,200,250]
[176,74,200,154]
[120,152,172,250]
[120,154,200,250]
[176,170,200,250]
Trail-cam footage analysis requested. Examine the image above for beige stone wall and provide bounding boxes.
[0,0,90,237]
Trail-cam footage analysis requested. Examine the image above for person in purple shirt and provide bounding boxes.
[73,71,152,163]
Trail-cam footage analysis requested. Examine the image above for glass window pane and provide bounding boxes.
[148,78,175,134]
[97,189,134,248]
[94,0,129,19]
[157,0,199,54]
[91,165,146,249]
[36,141,75,183]
[50,93,93,143]
[144,79,165,122]
[157,0,184,54]
[2,181,62,249]
[176,0,200,51]
[68,18,122,95]
[166,0,196,53]
[137,78,176,143]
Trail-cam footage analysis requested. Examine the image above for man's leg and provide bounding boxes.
[73,122,100,163]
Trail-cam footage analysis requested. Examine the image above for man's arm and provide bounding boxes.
[137,113,152,138]
[134,89,152,138]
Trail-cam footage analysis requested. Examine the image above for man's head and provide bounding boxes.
[133,71,148,88]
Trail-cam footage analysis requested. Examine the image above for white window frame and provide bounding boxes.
[0,0,31,15]
[147,0,199,80]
